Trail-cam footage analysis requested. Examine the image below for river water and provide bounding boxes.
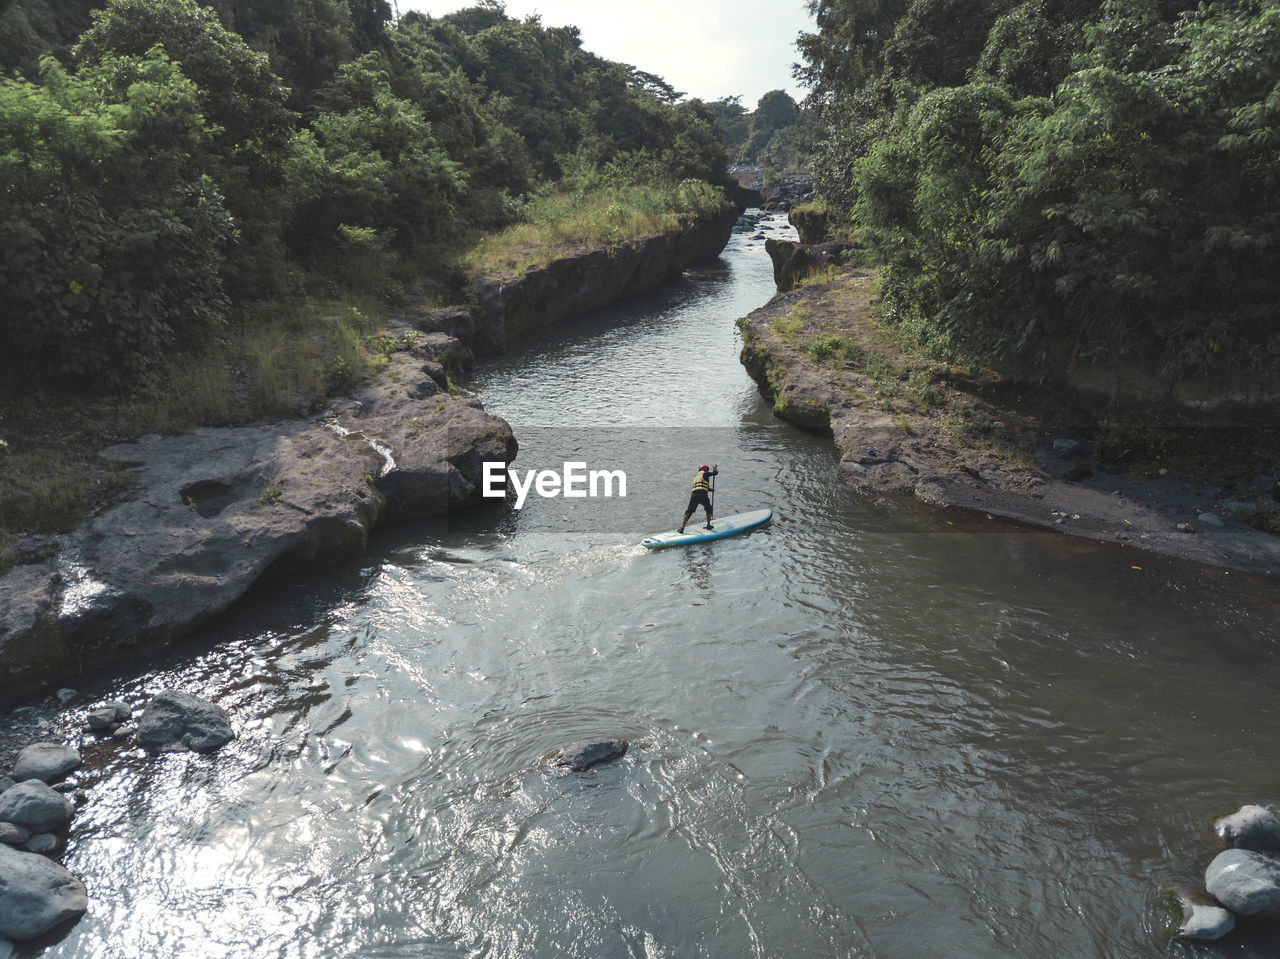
[11,212,1280,959]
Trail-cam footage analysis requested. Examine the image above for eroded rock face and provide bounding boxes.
[135,690,234,753]
[1205,849,1280,918]
[0,346,515,696]
[468,206,738,352]
[0,844,87,940]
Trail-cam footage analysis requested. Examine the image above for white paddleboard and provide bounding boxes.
[641,508,773,549]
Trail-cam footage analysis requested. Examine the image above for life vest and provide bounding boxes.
[692,470,712,492]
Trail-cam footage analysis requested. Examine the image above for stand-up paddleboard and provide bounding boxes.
[642,508,773,549]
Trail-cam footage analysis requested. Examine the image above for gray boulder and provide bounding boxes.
[0,824,30,846]
[21,835,57,855]
[136,690,234,753]
[0,844,87,940]
[12,744,81,783]
[1216,804,1280,853]
[1205,848,1280,917]
[0,782,73,833]
[0,935,12,958]
[0,778,13,795]
[86,701,131,731]
[546,739,628,772]
[1177,899,1235,941]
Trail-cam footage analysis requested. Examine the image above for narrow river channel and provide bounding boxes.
[11,212,1280,959]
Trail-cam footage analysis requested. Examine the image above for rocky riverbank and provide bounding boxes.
[738,256,1280,580]
[0,207,738,703]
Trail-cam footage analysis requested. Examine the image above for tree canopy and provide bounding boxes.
[0,0,731,390]
[800,0,1280,391]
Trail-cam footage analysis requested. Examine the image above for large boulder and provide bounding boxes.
[1205,848,1280,917]
[545,739,628,772]
[0,346,515,698]
[0,782,73,835]
[0,844,87,940]
[1215,804,1280,853]
[136,690,234,753]
[11,744,81,784]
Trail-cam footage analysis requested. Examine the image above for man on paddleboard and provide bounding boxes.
[677,463,718,533]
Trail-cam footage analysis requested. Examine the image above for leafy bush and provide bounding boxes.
[0,55,232,386]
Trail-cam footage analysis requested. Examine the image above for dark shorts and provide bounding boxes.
[685,489,712,515]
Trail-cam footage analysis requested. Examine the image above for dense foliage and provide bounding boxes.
[801,0,1280,388]
[0,0,730,389]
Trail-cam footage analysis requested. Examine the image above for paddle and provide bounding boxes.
[708,466,716,529]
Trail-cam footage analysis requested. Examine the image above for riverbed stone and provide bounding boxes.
[546,739,628,772]
[0,824,30,846]
[1173,888,1236,942]
[0,778,13,795]
[136,690,234,752]
[12,744,81,784]
[0,934,12,958]
[1216,804,1280,853]
[1205,848,1280,917]
[0,844,88,940]
[86,701,131,731]
[0,781,73,834]
[21,834,57,855]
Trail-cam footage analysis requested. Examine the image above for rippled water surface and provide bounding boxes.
[10,212,1280,959]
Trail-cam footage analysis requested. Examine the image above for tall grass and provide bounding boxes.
[0,295,392,566]
[463,179,726,277]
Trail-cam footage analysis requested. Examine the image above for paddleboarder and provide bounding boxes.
[677,463,718,533]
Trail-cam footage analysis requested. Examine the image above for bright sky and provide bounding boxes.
[395,0,815,108]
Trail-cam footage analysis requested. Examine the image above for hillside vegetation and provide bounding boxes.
[799,0,1280,394]
[0,0,731,391]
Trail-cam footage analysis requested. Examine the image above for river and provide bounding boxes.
[10,211,1280,959]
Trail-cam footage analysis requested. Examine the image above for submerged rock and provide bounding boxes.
[136,690,234,753]
[12,744,81,784]
[0,844,87,940]
[546,739,628,772]
[1215,804,1280,853]
[1205,848,1280,918]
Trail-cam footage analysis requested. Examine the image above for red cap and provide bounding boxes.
[699,465,709,471]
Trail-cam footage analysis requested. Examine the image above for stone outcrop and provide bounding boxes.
[737,268,1280,579]
[0,345,516,699]
[765,238,861,293]
[413,205,739,353]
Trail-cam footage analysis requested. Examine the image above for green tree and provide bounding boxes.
[0,54,233,386]
[75,0,296,296]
